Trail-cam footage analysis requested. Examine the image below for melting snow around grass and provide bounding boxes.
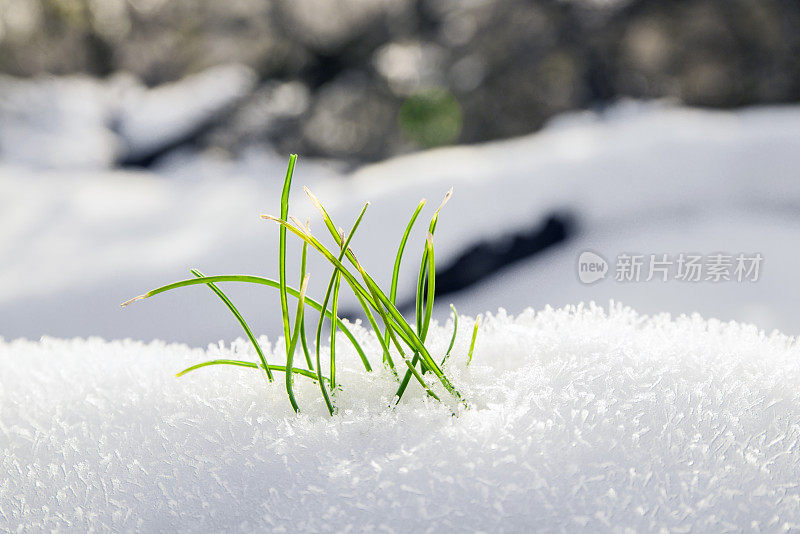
[3,304,800,532]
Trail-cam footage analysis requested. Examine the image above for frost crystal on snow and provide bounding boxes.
[2,304,800,531]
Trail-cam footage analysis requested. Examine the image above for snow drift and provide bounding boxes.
[3,304,800,531]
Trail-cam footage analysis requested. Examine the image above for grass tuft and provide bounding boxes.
[123,155,480,415]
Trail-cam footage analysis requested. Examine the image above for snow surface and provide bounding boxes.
[2,305,800,531]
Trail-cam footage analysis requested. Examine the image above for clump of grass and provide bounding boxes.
[122,154,479,415]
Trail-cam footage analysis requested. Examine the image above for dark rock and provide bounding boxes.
[431,212,575,300]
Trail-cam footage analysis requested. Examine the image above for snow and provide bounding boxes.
[114,64,257,162]
[3,66,798,533]
[0,65,255,169]
[0,75,119,168]
[443,209,800,336]
[3,99,800,345]
[3,305,800,531]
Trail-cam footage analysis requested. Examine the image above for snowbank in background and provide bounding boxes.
[3,101,800,344]
[0,65,255,169]
[0,76,118,168]
[444,209,800,337]
[115,64,256,163]
[2,305,800,531]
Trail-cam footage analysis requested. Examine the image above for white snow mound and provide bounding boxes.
[2,303,800,532]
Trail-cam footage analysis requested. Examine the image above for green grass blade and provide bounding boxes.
[330,265,341,390]
[415,253,427,335]
[410,251,428,381]
[329,226,347,390]
[418,189,451,338]
[440,304,458,367]
[314,280,335,417]
[374,196,428,374]
[189,269,273,382]
[421,234,436,341]
[390,198,426,303]
[428,188,452,234]
[285,274,309,413]
[467,315,480,365]
[278,156,297,344]
[176,359,324,382]
[122,274,370,371]
[299,321,312,371]
[374,193,426,383]
[278,154,298,389]
[297,220,314,371]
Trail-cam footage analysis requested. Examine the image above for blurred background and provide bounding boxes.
[2,0,800,347]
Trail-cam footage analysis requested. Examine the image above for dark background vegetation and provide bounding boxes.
[2,0,798,164]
